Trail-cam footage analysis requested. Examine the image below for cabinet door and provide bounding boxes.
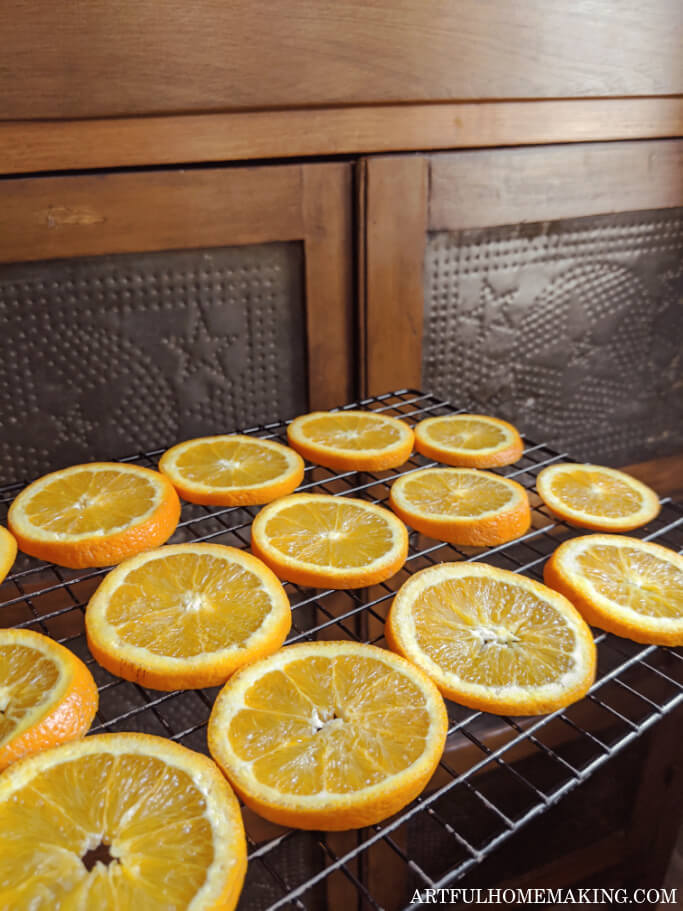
[360,141,683,465]
[0,163,352,481]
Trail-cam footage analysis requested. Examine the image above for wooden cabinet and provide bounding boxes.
[0,163,353,478]
[361,141,683,466]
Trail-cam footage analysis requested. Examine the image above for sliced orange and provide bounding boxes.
[536,463,660,532]
[8,462,181,569]
[159,434,304,506]
[0,732,246,910]
[287,410,414,471]
[250,493,408,588]
[386,562,596,715]
[389,467,531,547]
[415,414,524,468]
[544,534,683,646]
[0,628,98,771]
[0,526,17,584]
[86,543,291,690]
[207,641,448,830]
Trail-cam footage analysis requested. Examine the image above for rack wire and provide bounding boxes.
[1,389,681,910]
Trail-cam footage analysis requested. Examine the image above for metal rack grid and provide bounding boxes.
[1,388,681,910]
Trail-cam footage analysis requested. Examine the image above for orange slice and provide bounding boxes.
[0,732,246,910]
[0,526,17,584]
[207,641,448,830]
[389,467,531,546]
[8,462,181,569]
[415,414,524,468]
[386,562,596,715]
[544,534,683,646]
[86,543,291,690]
[536,463,660,532]
[159,434,304,506]
[0,628,98,771]
[250,493,408,588]
[287,410,414,471]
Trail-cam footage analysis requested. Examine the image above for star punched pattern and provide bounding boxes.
[162,301,242,391]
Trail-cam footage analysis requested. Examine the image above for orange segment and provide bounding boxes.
[8,463,181,568]
[389,467,530,546]
[86,543,291,690]
[536,463,660,531]
[386,562,596,715]
[544,534,683,646]
[0,733,246,910]
[159,434,304,506]
[0,629,98,771]
[250,493,408,588]
[0,527,17,584]
[415,414,524,468]
[287,410,414,471]
[208,641,448,830]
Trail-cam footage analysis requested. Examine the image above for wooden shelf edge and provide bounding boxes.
[623,452,683,501]
[1,97,682,176]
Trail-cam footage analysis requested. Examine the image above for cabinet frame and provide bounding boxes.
[0,162,354,410]
[359,139,683,397]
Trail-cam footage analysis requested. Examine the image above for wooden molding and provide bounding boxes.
[302,163,355,409]
[1,98,682,176]
[363,156,428,397]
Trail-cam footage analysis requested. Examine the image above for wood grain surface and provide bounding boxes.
[302,163,355,409]
[2,1,681,120]
[0,168,304,264]
[429,139,683,230]
[363,156,428,397]
[2,98,682,175]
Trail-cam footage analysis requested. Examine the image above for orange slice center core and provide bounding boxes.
[575,545,683,619]
[401,473,514,516]
[175,439,290,487]
[412,577,577,687]
[263,501,395,567]
[427,419,507,450]
[25,470,157,534]
[549,471,643,518]
[104,553,274,657]
[0,752,216,905]
[229,654,432,795]
[302,415,401,450]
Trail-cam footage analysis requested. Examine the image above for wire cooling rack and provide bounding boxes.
[1,389,681,910]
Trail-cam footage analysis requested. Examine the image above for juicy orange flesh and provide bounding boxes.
[0,753,214,910]
[400,472,514,517]
[0,645,60,745]
[575,545,683,619]
[23,471,158,535]
[302,413,401,451]
[426,418,508,451]
[104,553,273,657]
[412,578,576,687]
[549,470,644,518]
[175,439,291,488]
[262,501,395,568]
[0,529,14,562]
[228,655,431,794]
